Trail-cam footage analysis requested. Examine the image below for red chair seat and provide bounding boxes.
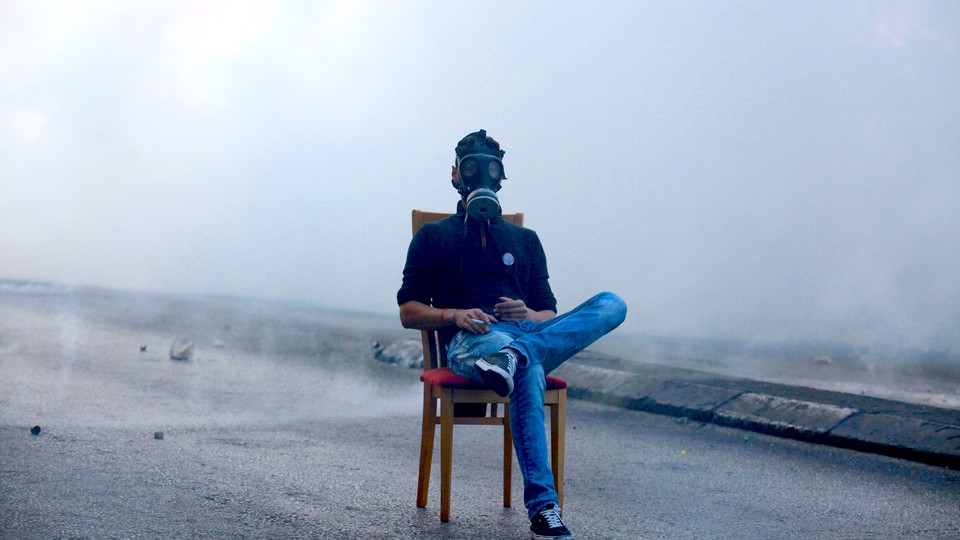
[420,367,568,390]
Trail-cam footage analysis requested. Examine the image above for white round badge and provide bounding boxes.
[502,253,515,266]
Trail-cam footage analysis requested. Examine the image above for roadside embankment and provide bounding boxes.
[556,351,960,469]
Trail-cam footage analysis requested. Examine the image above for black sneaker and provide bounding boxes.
[475,350,517,397]
[530,504,574,539]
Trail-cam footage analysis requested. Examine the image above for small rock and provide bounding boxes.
[169,338,194,360]
[154,431,164,440]
[30,425,41,436]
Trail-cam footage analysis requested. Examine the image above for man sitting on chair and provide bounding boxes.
[397,129,627,540]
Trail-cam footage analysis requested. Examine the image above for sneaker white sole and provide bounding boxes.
[530,533,574,540]
[475,359,514,397]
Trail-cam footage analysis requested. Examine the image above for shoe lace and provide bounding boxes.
[539,507,564,529]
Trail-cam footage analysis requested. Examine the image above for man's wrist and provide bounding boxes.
[439,308,457,327]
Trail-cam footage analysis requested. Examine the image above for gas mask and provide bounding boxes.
[453,130,507,221]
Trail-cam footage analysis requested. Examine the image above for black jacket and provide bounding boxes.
[398,203,557,340]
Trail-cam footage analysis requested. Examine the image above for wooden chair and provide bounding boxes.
[412,209,568,522]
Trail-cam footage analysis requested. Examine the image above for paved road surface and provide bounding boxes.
[1,286,958,538]
[3,403,958,539]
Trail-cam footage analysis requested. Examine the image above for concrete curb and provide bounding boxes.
[554,355,960,470]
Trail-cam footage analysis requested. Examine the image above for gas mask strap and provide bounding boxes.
[461,214,490,248]
[458,216,493,278]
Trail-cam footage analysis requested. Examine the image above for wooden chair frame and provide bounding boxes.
[411,209,567,522]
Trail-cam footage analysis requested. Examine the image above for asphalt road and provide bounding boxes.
[3,402,959,539]
[1,285,958,539]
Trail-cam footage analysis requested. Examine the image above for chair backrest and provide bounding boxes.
[411,209,524,371]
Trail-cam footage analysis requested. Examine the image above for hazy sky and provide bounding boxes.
[2,1,958,351]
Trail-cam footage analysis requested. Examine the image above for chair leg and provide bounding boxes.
[417,386,435,508]
[503,404,512,508]
[439,390,454,522]
[551,389,567,508]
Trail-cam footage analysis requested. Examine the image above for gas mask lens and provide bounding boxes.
[460,158,479,180]
[486,160,503,181]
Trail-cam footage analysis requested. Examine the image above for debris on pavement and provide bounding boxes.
[169,338,194,361]
[372,338,423,369]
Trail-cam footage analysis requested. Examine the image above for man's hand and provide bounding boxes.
[452,308,498,334]
[494,297,532,322]
[399,301,503,333]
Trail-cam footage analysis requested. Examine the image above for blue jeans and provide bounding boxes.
[446,291,628,517]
